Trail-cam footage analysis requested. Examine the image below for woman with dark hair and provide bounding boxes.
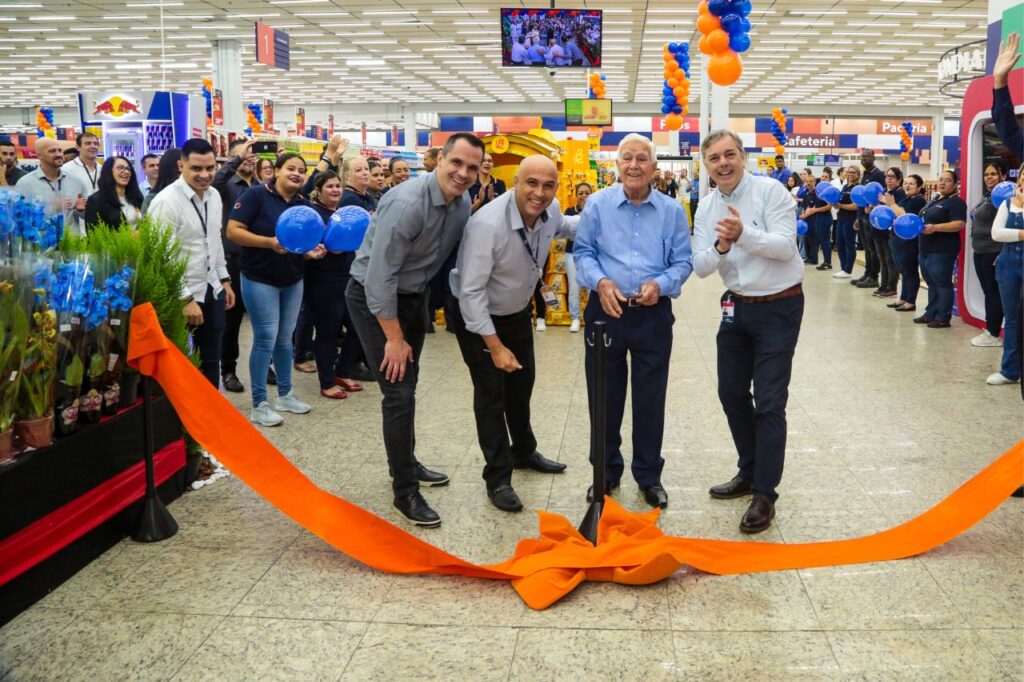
[84,156,145,230]
[785,173,800,196]
[969,161,1008,346]
[834,166,861,278]
[227,152,326,426]
[140,149,181,215]
[915,170,968,328]
[882,173,928,311]
[366,157,387,204]
[872,166,905,297]
[798,168,830,267]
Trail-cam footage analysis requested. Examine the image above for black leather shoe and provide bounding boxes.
[586,479,620,502]
[349,363,375,381]
[740,495,775,533]
[394,491,441,527]
[267,366,277,385]
[414,463,449,487]
[927,319,951,328]
[514,451,566,474]
[487,484,523,512]
[913,315,934,325]
[222,372,244,393]
[642,483,669,509]
[856,278,880,288]
[709,475,753,499]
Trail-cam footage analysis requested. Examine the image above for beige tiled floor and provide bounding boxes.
[3,266,1022,681]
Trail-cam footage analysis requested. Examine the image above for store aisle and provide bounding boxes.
[2,267,1021,680]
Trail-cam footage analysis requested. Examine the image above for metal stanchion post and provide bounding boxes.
[131,375,178,542]
[578,320,608,545]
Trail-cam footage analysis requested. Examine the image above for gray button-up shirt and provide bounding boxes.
[349,171,471,319]
[452,190,575,337]
[15,166,90,237]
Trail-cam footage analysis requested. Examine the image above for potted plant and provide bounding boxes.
[51,258,92,436]
[99,265,134,416]
[0,278,27,461]
[14,261,57,451]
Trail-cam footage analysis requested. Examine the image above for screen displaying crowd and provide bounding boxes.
[501,8,602,67]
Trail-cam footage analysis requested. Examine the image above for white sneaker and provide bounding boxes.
[569,319,580,333]
[986,372,1018,385]
[275,392,311,414]
[251,401,284,427]
[833,271,851,279]
[971,332,1002,348]
[536,318,546,331]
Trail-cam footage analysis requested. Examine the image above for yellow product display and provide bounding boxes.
[548,252,566,274]
[545,272,567,294]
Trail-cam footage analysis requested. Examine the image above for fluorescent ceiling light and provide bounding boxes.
[295,12,349,17]
[29,14,74,20]
[362,10,412,15]
[126,1,183,6]
[789,9,847,15]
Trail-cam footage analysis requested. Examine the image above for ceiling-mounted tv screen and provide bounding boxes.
[501,8,603,68]
[565,98,613,126]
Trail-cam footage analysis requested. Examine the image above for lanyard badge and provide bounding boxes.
[721,294,735,323]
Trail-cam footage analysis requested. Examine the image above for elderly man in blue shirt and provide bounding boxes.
[574,133,693,508]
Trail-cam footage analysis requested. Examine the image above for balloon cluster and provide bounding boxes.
[36,107,54,138]
[697,0,750,87]
[851,181,884,208]
[660,42,690,130]
[275,205,371,254]
[898,121,913,162]
[588,73,606,99]
[201,78,213,129]
[246,103,263,135]
[770,107,788,155]
[814,180,841,204]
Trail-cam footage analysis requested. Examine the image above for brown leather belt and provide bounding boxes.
[730,283,802,304]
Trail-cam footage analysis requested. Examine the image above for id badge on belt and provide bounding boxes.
[540,284,560,310]
[721,294,735,324]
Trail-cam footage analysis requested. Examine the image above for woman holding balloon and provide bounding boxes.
[881,174,928,312]
[227,152,326,427]
[988,165,1024,386]
[798,169,830,268]
[914,171,968,328]
[968,162,1008,347]
[834,166,861,278]
[869,167,905,298]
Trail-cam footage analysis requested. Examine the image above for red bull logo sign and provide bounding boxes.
[91,95,141,118]
[80,92,147,121]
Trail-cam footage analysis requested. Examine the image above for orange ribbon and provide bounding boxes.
[128,303,1023,610]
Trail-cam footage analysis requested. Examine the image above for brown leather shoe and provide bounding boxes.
[709,475,753,499]
[740,495,775,534]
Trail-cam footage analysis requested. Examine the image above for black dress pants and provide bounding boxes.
[449,300,538,491]
[221,253,245,376]
[345,280,428,498]
[716,291,804,503]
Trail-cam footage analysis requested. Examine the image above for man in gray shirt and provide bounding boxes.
[15,137,88,236]
[346,132,485,528]
[448,156,572,512]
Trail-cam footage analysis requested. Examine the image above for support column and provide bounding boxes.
[403,108,417,151]
[710,84,731,131]
[212,40,243,132]
[930,112,944,179]
[698,52,711,198]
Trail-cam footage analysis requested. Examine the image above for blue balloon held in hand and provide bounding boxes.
[796,219,809,236]
[864,181,884,205]
[815,181,841,204]
[870,205,896,230]
[991,181,1015,207]
[851,184,869,207]
[325,206,371,252]
[275,206,325,254]
[893,213,924,240]
[797,185,808,199]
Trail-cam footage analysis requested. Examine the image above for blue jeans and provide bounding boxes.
[564,252,581,320]
[996,243,1023,380]
[836,217,856,274]
[241,274,303,407]
[919,251,958,323]
[891,235,920,304]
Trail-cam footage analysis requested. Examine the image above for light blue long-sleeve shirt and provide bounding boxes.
[573,183,693,298]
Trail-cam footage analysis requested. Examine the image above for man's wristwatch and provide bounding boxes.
[319,155,337,170]
[713,239,730,255]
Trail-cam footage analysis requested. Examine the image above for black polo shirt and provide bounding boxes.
[229,182,312,287]
[874,187,905,236]
[920,193,968,254]
[340,186,377,213]
[838,184,857,222]
[857,166,887,227]
[801,187,828,228]
[306,201,354,281]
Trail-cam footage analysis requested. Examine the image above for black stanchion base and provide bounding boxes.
[131,490,178,543]
[578,500,604,546]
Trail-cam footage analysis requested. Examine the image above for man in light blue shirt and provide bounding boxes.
[574,133,693,509]
[769,155,793,185]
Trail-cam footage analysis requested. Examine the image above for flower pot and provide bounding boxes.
[0,429,13,463]
[119,372,140,409]
[54,396,81,437]
[14,413,54,451]
[101,379,122,417]
[78,382,103,424]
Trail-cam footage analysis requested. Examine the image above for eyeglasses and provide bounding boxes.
[113,165,132,173]
[884,173,897,178]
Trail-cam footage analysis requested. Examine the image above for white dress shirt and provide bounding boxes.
[63,156,100,196]
[147,177,228,301]
[692,172,804,295]
[14,166,90,236]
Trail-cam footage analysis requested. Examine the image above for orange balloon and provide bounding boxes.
[682,106,689,116]
[674,86,687,99]
[674,68,686,81]
[667,59,679,70]
[774,145,785,155]
[663,68,674,79]
[708,29,730,53]
[665,113,682,131]
[698,35,712,55]
[697,12,721,34]
[708,51,743,86]
[667,78,679,88]
[901,152,910,161]
[698,0,710,15]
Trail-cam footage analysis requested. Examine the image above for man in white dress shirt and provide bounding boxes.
[63,132,101,196]
[691,129,804,534]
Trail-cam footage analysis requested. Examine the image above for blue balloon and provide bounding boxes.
[781,107,787,114]
[739,17,751,32]
[668,42,679,51]
[276,206,325,254]
[708,0,729,16]
[664,96,677,107]
[672,105,683,114]
[796,219,809,236]
[864,181,884,204]
[893,213,924,240]
[851,184,869,207]
[797,185,808,199]
[816,182,841,204]
[870,205,896,230]
[730,32,751,52]
[325,206,371,252]
[991,180,1016,207]
[732,0,752,17]
[660,104,671,114]
[720,13,743,33]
